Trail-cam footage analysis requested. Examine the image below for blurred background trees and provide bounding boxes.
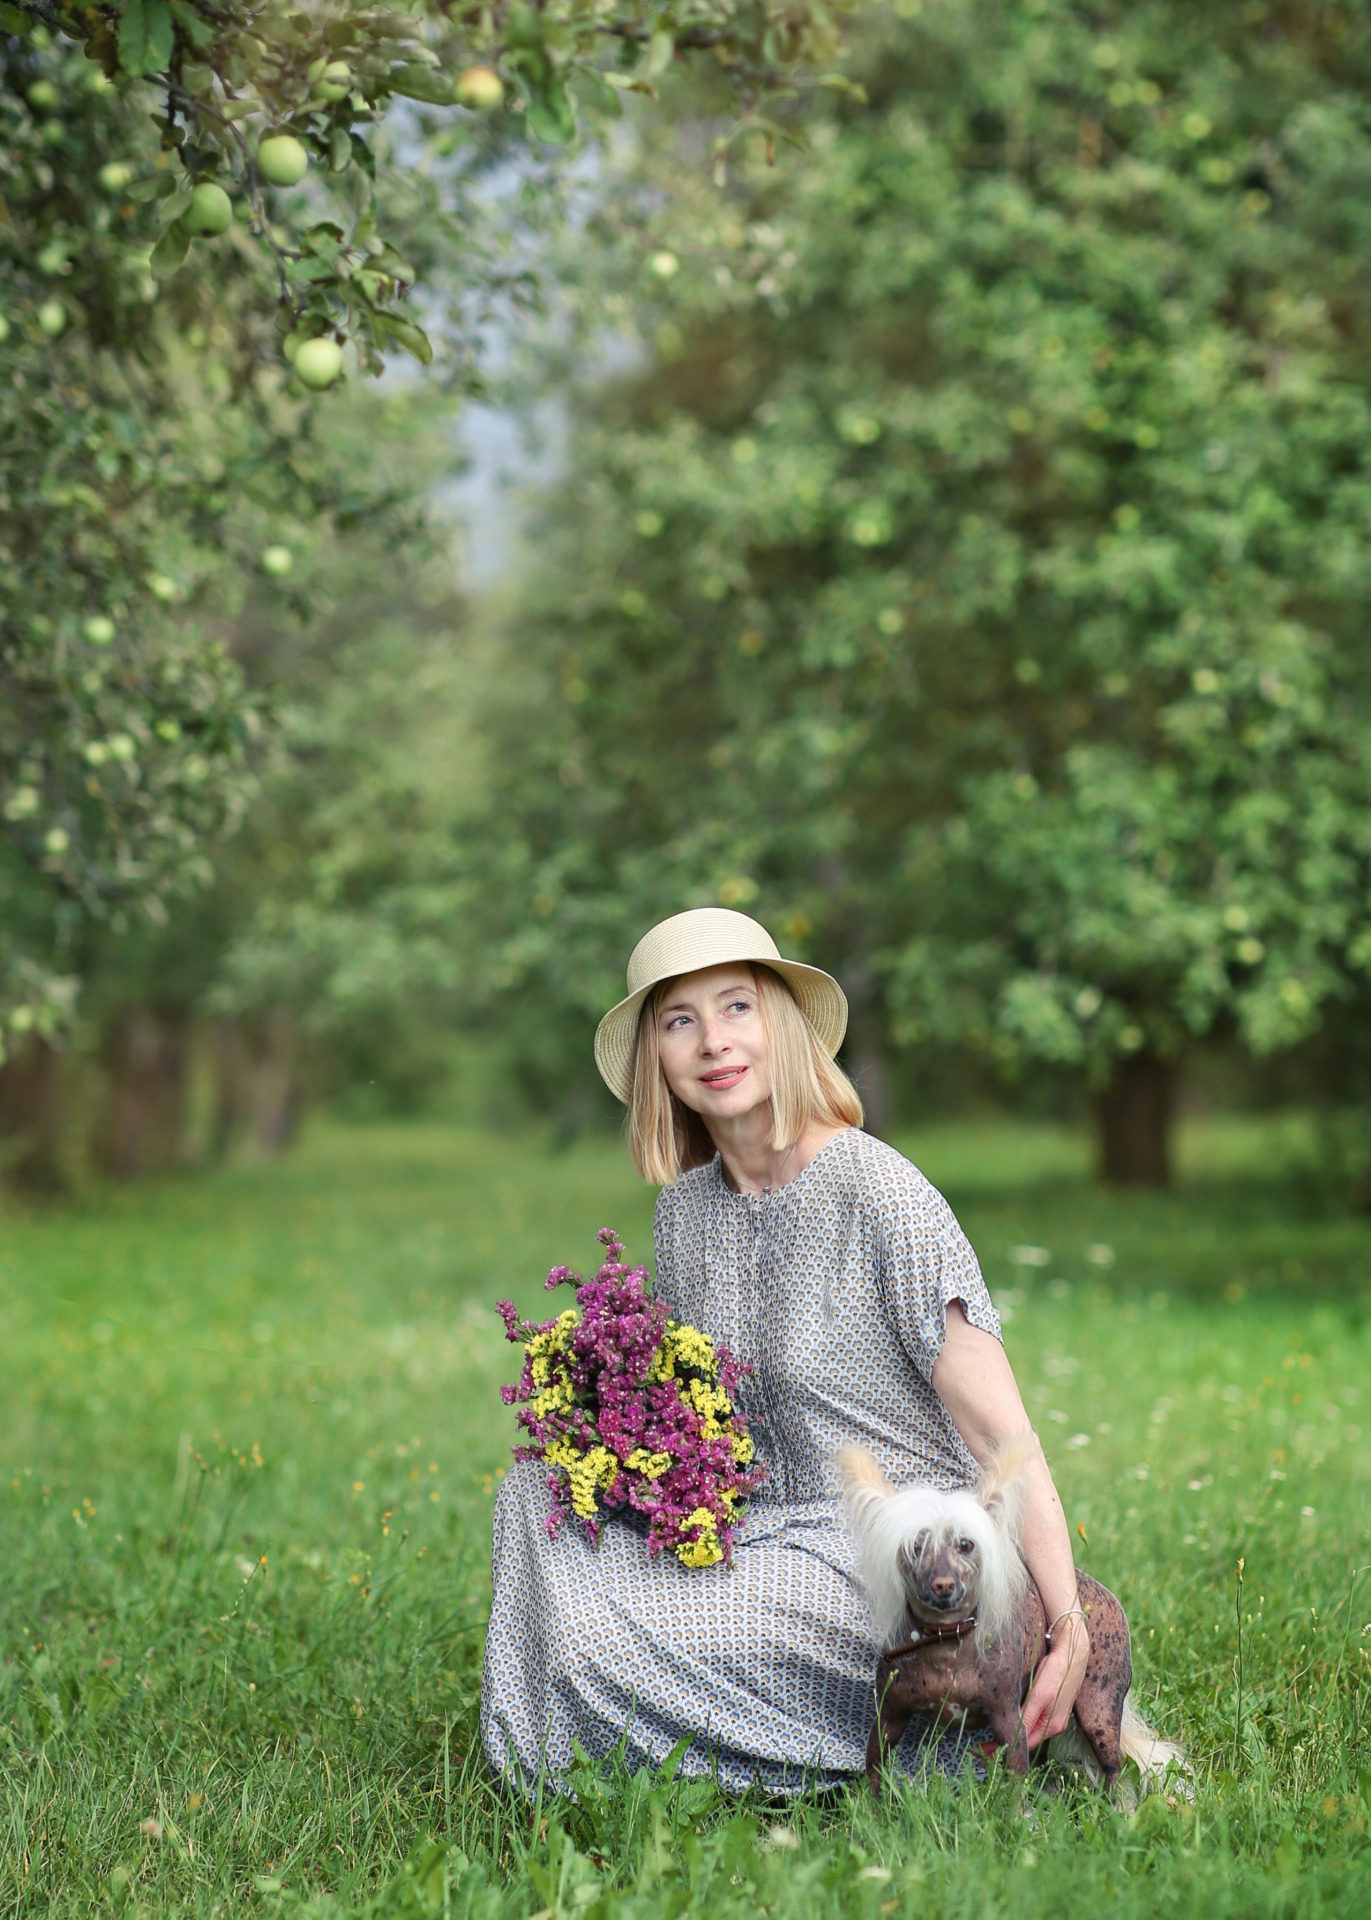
[6,0,1371,1194]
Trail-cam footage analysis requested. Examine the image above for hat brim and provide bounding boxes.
[594,954,848,1105]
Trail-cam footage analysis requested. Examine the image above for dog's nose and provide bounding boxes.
[929,1574,957,1600]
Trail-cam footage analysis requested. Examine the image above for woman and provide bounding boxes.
[481,908,1088,1793]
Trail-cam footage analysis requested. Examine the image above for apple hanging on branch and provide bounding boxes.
[14,0,859,383]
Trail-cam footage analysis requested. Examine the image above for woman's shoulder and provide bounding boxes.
[835,1127,941,1202]
[654,1155,721,1223]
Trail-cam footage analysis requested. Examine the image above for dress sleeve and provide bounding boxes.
[872,1159,1002,1382]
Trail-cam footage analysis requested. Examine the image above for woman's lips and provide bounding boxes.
[700,1066,748,1090]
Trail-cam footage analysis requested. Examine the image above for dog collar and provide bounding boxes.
[883,1615,978,1661]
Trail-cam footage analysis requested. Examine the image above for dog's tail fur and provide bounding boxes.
[1120,1694,1190,1794]
[1050,1691,1190,1806]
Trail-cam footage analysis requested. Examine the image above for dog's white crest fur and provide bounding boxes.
[836,1439,1032,1652]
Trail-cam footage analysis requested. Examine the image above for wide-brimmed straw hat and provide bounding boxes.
[593,908,848,1105]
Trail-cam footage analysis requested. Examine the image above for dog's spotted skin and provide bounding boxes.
[866,1572,1132,1791]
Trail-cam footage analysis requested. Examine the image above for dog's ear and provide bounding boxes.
[975,1435,1035,1539]
[836,1446,895,1501]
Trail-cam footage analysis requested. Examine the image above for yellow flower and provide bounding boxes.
[684,1378,729,1425]
[625,1448,672,1480]
[731,1432,754,1466]
[669,1325,718,1369]
[547,1441,619,1520]
[675,1506,724,1569]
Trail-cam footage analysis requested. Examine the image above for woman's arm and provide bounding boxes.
[930,1300,1089,1749]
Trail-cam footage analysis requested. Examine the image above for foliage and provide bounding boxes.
[0,0,852,1065]
[0,1115,1367,1910]
[0,26,448,1055]
[13,0,857,372]
[475,0,1371,1123]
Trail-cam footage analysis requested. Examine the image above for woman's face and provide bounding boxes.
[656,965,771,1124]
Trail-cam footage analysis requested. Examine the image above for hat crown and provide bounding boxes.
[625,908,780,995]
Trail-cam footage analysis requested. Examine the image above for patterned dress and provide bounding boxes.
[480,1127,1004,1794]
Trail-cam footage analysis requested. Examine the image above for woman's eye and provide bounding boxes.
[665,1015,691,1032]
[726,999,751,1015]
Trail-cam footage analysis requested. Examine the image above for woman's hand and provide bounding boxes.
[931,1300,1091,1751]
[1021,1615,1090,1749]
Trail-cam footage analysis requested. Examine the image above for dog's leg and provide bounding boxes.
[866,1669,915,1797]
[987,1700,1032,1774]
[1067,1577,1131,1788]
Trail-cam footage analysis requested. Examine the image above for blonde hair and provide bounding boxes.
[627,963,863,1185]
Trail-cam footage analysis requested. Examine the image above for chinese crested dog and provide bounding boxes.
[838,1440,1185,1797]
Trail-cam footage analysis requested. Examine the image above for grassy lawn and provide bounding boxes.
[0,1114,1367,1916]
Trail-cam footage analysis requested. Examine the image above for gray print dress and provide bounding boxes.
[480,1127,1003,1794]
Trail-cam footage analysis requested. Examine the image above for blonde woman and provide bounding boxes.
[481,908,1088,1792]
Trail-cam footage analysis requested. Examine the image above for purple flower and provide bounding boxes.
[497,1228,766,1567]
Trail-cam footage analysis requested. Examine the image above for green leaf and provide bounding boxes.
[148,221,190,278]
[118,0,174,79]
[284,257,337,283]
[374,313,432,365]
[128,173,177,202]
[0,2,30,35]
[387,65,455,106]
[155,190,193,226]
[526,76,575,145]
[568,68,623,119]
[167,0,213,51]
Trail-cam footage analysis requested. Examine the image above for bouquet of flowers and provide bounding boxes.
[498,1228,766,1568]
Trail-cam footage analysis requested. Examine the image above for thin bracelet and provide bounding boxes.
[1045,1605,1087,1643]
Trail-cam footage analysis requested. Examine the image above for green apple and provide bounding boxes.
[318,60,351,101]
[261,546,294,576]
[83,615,116,645]
[37,298,66,337]
[26,80,59,112]
[183,182,233,236]
[281,329,308,364]
[257,134,309,187]
[294,336,344,389]
[98,161,134,194]
[456,66,503,109]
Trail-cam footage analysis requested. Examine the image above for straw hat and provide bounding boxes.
[593,907,848,1105]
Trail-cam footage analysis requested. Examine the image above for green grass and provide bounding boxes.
[0,1114,1367,1917]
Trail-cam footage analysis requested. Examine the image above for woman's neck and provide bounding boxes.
[709,1109,849,1195]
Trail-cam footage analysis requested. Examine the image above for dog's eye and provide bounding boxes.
[958,1538,976,1555]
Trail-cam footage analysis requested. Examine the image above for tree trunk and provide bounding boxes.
[206,1013,301,1161]
[0,1037,67,1193]
[246,1010,299,1156]
[851,1048,893,1140]
[1096,1050,1176,1187]
[97,1008,189,1179]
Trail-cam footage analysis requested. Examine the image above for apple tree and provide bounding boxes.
[465,0,1371,1178]
[12,0,857,374]
[0,0,852,1062]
